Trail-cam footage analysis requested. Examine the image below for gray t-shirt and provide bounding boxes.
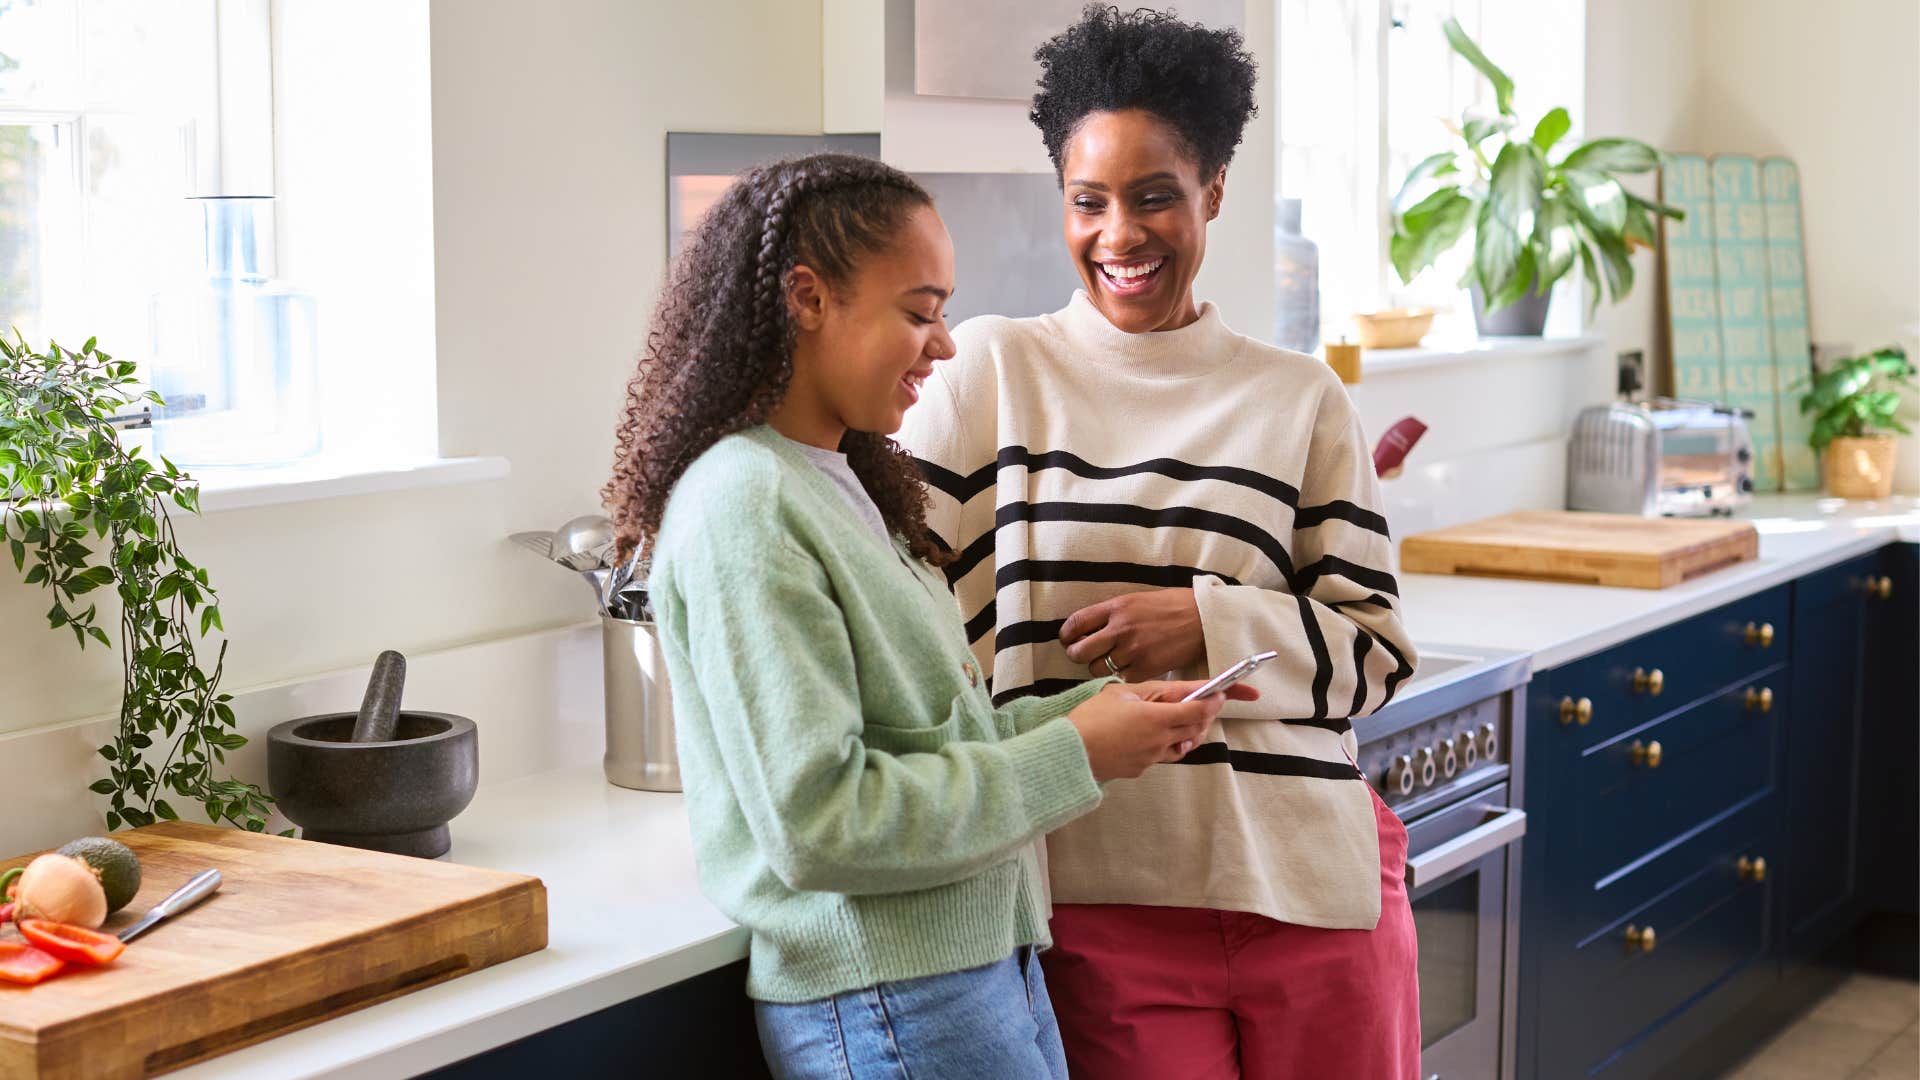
[785,436,891,544]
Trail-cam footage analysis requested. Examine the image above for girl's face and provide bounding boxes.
[784,204,957,446]
[1060,109,1224,334]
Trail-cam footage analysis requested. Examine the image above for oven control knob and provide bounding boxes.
[1387,755,1416,796]
[1415,746,1437,788]
[1459,730,1479,769]
[1438,737,1460,779]
[1478,722,1499,761]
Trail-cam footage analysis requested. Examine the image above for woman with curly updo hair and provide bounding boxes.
[611,152,1252,1079]
[898,8,1422,1077]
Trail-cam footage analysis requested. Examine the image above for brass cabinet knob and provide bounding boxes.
[1744,686,1775,713]
[1624,924,1658,953]
[1630,739,1664,768]
[1873,575,1893,600]
[1633,667,1665,696]
[1738,855,1769,883]
[1744,621,1775,648]
[1560,696,1593,726]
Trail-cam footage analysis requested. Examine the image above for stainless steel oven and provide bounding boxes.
[1359,645,1531,1080]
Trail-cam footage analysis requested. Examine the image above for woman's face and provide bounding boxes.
[1060,109,1225,334]
[788,203,957,442]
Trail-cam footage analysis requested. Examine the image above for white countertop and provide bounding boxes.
[1399,494,1920,668]
[176,492,1918,1079]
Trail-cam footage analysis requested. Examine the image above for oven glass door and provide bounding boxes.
[1406,781,1524,1080]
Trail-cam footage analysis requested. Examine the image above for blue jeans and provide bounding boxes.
[755,947,1069,1080]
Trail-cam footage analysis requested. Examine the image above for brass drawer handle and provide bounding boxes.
[1624,924,1658,953]
[1633,667,1665,696]
[1744,686,1774,713]
[1630,739,1663,768]
[1559,696,1593,726]
[1738,855,1768,883]
[1743,621,1775,648]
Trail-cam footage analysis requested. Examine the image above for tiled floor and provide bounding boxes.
[1723,974,1919,1079]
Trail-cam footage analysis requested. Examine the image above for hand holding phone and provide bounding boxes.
[1180,650,1279,702]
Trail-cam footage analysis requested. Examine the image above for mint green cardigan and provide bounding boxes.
[648,426,1108,1003]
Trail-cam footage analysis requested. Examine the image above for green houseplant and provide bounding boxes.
[1389,17,1684,334]
[1798,344,1914,499]
[1,330,273,833]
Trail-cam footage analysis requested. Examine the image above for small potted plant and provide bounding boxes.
[1798,345,1915,499]
[1,330,274,832]
[1388,18,1683,335]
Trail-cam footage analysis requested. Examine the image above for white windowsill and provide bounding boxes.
[191,455,511,513]
[1328,334,1604,377]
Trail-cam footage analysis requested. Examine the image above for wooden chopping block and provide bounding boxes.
[1399,510,1759,589]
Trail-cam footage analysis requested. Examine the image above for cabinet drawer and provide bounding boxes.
[1537,584,1788,750]
[1546,818,1775,1076]
[1796,550,1883,609]
[1572,665,1785,894]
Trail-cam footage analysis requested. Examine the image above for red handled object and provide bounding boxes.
[1372,416,1428,479]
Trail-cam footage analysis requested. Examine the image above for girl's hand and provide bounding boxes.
[1065,681,1258,782]
[1060,588,1206,681]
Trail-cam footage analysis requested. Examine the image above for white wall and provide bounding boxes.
[0,1,826,740]
[1585,0,1920,489]
[1691,0,1920,489]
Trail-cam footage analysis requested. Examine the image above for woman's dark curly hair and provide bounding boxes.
[1030,4,1258,181]
[605,153,951,566]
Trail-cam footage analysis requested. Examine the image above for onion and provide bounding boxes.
[1,854,109,930]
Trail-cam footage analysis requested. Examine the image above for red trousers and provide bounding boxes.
[1041,790,1421,1079]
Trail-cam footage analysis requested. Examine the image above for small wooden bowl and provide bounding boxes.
[1351,307,1437,349]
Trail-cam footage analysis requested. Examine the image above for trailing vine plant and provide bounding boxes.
[0,329,272,832]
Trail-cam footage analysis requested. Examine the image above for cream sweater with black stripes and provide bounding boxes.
[896,290,1418,930]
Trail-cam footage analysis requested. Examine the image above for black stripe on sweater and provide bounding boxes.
[1296,591,1334,722]
[914,458,996,503]
[995,559,1241,592]
[995,502,1299,588]
[1349,632,1374,716]
[1328,593,1395,611]
[1297,554,1400,598]
[995,619,1066,653]
[1367,627,1415,707]
[997,447,1300,509]
[963,600,997,646]
[1172,742,1363,780]
[942,531,997,586]
[1293,499,1391,537]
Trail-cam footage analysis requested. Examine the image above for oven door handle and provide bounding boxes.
[1405,807,1527,888]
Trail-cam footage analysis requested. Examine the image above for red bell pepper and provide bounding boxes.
[0,941,65,985]
[18,920,125,966]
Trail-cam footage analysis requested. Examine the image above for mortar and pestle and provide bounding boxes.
[267,652,478,859]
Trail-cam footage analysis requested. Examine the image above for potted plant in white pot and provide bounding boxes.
[1798,345,1915,499]
[1,330,274,833]
[1388,18,1684,335]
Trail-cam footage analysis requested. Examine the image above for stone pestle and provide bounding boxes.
[351,651,408,742]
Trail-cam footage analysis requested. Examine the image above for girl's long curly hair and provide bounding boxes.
[605,153,952,566]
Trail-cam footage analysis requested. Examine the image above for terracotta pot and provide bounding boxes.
[1822,435,1898,499]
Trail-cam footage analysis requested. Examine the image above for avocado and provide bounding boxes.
[57,836,142,914]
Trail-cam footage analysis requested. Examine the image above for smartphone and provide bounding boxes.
[1180,650,1279,702]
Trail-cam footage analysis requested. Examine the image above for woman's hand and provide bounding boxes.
[1060,588,1207,681]
[1065,680,1258,782]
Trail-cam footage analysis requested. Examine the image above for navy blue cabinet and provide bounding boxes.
[1513,547,1913,1080]
[1859,544,1919,953]
[1781,552,1877,967]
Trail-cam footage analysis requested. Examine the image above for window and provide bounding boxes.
[0,0,236,351]
[1277,0,1587,344]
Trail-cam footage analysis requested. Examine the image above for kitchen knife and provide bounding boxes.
[118,868,222,943]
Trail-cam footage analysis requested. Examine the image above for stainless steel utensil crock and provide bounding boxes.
[601,615,680,792]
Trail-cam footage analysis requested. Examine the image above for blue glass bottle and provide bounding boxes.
[1273,196,1321,354]
[151,196,319,466]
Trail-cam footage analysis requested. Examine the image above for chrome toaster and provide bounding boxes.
[1567,398,1754,516]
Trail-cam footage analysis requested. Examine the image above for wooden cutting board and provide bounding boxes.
[1,822,546,1079]
[1399,511,1759,589]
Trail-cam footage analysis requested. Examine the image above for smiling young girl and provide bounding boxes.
[606,153,1252,1079]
